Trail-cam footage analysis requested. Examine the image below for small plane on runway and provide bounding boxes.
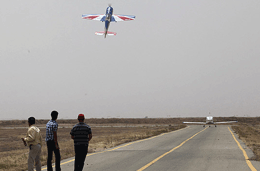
[82,5,135,38]
[183,116,238,127]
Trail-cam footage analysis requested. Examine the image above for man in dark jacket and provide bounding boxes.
[70,114,92,171]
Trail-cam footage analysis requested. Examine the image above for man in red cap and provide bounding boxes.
[70,114,92,171]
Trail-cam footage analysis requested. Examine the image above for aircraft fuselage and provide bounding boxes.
[206,116,214,124]
[104,6,113,38]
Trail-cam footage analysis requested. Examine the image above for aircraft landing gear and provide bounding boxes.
[215,125,217,127]
[203,125,205,127]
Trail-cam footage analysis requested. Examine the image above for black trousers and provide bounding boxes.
[74,144,88,171]
[47,140,61,171]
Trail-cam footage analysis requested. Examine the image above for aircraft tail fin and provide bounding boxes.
[95,31,117,36]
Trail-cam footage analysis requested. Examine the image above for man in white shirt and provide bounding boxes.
[22,117,42,171]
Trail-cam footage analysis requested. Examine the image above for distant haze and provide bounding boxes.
[0,0,260,120]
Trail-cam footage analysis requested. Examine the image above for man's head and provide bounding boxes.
[28,117,35,126]
[78,114,85,122]
[51,110,58,120]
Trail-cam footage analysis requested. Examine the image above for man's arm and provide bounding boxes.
[21,138,27,146]
[70,127,74,140]
[89,133,92,141]
[53,131,59,149]
[24,128,36,142]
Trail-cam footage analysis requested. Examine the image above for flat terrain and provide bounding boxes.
[0,118,185,171]
[0,117,259,171]
[49,125,260,171]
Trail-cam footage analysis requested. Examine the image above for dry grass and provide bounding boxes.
[1,116,259,170]
[232,123,260,161]
[0,119,185,171]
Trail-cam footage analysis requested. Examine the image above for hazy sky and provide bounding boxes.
[1,0,260,120]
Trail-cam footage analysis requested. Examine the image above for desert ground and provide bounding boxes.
[0,117,258,171]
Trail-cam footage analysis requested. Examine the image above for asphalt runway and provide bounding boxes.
[41,125,260,171]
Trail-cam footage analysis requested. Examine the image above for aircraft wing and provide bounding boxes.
[82,14,106,21]
[214,121,238,124]
[111,15,135,22]
[95,31,117,36]
[183,122,206,124]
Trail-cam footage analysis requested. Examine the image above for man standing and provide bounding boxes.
[45,111,61,171]
[70,114,92,171]
[21,117,42,171]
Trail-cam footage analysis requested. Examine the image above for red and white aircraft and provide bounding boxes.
[183,116,238,127]
[82,5,135,38]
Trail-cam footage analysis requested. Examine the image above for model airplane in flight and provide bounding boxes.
[183,116,238,127]
[82,5,135,38]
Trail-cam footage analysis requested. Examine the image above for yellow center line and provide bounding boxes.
[137,127,208,171]
[228,127,257,171]
[40,126,189,170]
